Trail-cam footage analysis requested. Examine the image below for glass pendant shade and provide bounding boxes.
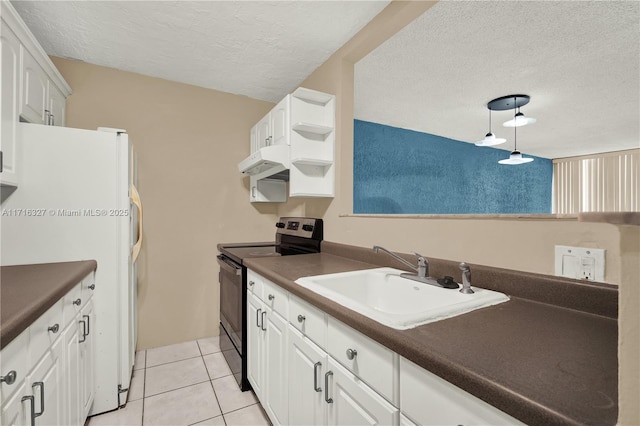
[503,111,537,127]
[498,150,534,165]
[475,132,506,146]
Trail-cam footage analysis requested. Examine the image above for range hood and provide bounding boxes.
[238,145,290,181]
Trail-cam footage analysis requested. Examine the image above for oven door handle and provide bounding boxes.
[217,255,242,276]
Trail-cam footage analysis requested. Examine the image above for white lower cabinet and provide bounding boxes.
[63,319,82,426]
[26,337,64,425]
[288,327,327,426]
[400,357,524,426]
[0,272,96,426]
[246,290,288,425]
[248,270,397,426]
[1,381,28,426]
[247,292,265,400]
[247,269,524,426]
[79,300,95,419]
[327,358,398,426]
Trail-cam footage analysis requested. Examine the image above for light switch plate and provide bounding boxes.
[554,245,605,282]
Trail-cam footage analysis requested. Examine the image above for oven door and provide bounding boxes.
[217,255,243,352]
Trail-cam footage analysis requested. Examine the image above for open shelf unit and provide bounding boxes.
[289,88,335,198]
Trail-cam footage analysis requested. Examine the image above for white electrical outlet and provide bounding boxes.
[554,246,605,282]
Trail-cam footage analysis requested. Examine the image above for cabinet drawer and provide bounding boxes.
[263,278,288,318]
[400,357,524,425]
[0,331,28,401]
[29,299,63,366]
[289,295,326,349]
[62,282,83,327]
[328,317,398,405]
[247,269,263,300]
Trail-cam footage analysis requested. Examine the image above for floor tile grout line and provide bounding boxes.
[143,378,213,399]
[207,358,226,424]
[221,402,262,416]
[145,353,203,369]
[141,350,146,426]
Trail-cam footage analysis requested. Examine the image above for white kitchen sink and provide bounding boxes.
[294,268,509,330]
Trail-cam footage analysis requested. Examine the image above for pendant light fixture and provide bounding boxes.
[475,108,506,146]
[503,106,537,127]
[498,97,534,165]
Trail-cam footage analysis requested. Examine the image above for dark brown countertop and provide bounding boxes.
[1,260,98,349]
[244,252,618,426]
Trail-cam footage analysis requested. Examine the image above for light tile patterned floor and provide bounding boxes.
[87,337,271,426]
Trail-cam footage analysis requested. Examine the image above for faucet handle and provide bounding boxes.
[459,262,474,294]
[412,251,426,261]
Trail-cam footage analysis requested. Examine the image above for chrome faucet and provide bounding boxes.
[373,245,431,282]
[459,262,474,294]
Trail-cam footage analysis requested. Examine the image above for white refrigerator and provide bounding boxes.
[1,122,142,415]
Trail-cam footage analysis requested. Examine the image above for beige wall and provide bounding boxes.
[51,57,279,350]
[273,1,638,423]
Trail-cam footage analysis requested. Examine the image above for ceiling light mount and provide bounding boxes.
[487,94,530,111]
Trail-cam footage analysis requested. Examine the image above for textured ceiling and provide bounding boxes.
[12,0,390,103]
[355,1,640,159]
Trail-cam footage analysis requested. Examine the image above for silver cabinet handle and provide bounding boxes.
[248,280,255,287]
[79,319,87,343]
[22,395,35,426]
[251,186,256,198]
[261,311,267,331]
[32,381,44,417]
[297,314,306,323]
[73,298,82,306]
[313,362,322,392]
[1,370,17,385]
[268,294,275,301]
[256,308,262,328]
[89,284,95,290]
[324,371,333,403]
[48,324,59,333]
[346,348,358,360]
[83,314,90,336]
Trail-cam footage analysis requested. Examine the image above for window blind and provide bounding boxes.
[553,150,638,214]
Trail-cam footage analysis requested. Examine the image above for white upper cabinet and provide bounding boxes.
[255,113,271,153]
[20,46,48,124]
[270,96,290,147]
[246,87,335,202]
[0,1,71,188]
[0,19,20,186]
[47,81,66,127]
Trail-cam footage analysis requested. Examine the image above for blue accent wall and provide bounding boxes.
[353,120,553,214]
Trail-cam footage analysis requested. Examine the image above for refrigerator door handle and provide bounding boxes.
[131,183,143,262]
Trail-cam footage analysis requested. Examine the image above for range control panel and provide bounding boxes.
[275,217,323,239]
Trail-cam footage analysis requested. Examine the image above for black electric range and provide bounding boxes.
[217,217,323,390]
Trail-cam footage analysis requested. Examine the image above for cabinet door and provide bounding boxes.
[20,47,48,124]
[1,381,29,426]
[264,309,288,425]
[288,327,327,426]
[249,176,286,203]
[270,96,289,146]
[47,81,65,126]
[256,113,271,150]
[27,337,64,426]
[0,20,20,185]
[246,292,265,400]
[63,320,81,426]
[80,300,95,418]
[326,358,398,426]
[400,357,524,425]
